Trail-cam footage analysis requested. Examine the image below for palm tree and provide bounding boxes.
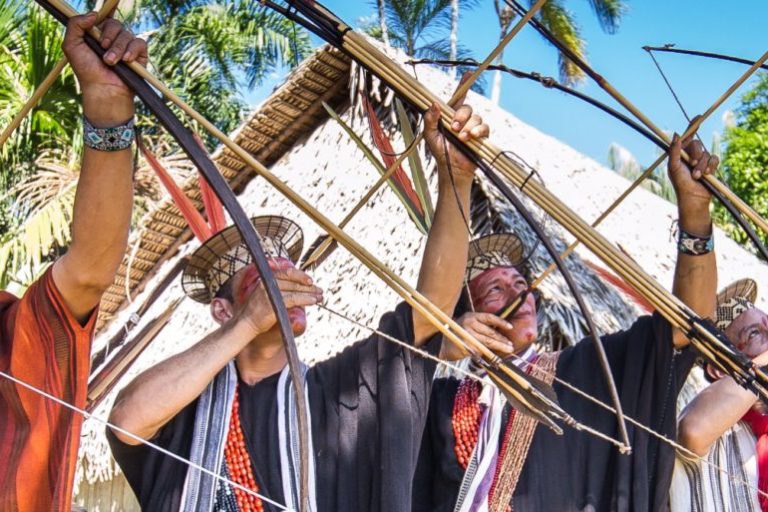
[370,0,482,89]
[117,0,312,145]
[0,0,312,288]
[490,0,627,103]
[377,0,391,46]
[449,1,479,67]
[0,1,78,183]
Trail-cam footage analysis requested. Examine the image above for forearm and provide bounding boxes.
[110,319,253,443]
[678,377,757,456]
[53,90,135,321]
[671,206,716,348]
[413,172,473,345]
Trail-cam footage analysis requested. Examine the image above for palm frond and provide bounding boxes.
[537,0,586,85]
[585,0,625,34]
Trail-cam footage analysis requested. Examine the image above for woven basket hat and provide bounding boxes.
[715,278,758,331]
[466,233,526,282]
[182,215,303,304]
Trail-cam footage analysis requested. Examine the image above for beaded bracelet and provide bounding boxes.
[83,115,135,152]
[678,228,714,256]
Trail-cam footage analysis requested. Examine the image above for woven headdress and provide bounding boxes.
[466,233,526,282]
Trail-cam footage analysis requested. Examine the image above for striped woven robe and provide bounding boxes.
[670,369,760,512]
[0,269,97,511]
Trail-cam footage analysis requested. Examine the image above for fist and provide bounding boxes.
[63,13,148,110]
[441,312,515,361]
[424,73,490,181]
[668,117,718,214]
[234,261,324,338]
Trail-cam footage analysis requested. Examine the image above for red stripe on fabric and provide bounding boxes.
[0,268,95,511]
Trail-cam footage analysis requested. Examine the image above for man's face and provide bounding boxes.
[228,257,308,337]
[725,307,768,359]
[468,266,537,354]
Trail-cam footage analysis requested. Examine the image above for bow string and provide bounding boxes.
[31,1,313,509]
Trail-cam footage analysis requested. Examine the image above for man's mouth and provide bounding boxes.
[511,308,532,321]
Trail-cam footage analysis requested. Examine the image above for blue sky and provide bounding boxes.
[245,1,767,168]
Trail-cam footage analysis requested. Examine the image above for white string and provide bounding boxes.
[319,303,768,500]
[319,304,625,449]
[0,369,292,511]
[3,309,766,503]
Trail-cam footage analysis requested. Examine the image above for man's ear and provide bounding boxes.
[705,362,726,382]
[210,297,234,325]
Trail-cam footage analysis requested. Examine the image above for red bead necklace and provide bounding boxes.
[224,387,264,512]
[451,377,484,469]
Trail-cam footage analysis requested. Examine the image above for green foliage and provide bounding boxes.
[0,0,312,287]
[500,0,626,85]
[0,2,78,183]
[607,143,676,204]
[365,0,484,91]
[712,73,768,251]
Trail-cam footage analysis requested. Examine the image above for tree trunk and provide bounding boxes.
[378,0,390,46]
[450,0,459,62]
[491,2,516,104]
[490,66,503,104]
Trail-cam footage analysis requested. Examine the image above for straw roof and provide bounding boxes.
[75,40,768,500]
[94,45,351,329]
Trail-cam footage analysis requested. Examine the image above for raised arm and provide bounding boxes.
[667,128,719,348]
[51,14,147,323]
[413,77,489,345]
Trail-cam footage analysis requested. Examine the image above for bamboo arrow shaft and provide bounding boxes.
[305,0,545,271]
[0,0,119,149]
[582,48,768,234]
[448,0,547,103]
[341,32,735,333]
[42,0,566,422]
[500,51,768,317]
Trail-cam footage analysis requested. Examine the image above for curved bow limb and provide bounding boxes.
[32,1,313,509]
[643,45,768,72]
[301,0,545,270]
[0,0,119,149]
[37,0,573,447]
[501,0,768,242]
[274,1,768,401]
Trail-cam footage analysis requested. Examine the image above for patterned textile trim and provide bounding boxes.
[716,297,755,331]
[489,352,561,512]
[83,115,135,152]
[466,233,526,283]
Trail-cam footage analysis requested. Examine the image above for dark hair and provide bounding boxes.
[214,276,236,303]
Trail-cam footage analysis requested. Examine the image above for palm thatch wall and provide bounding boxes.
[73,40,768,510]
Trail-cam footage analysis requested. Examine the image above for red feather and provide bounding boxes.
[363,97,424,216]
[138,137,212,242]
[193,134,227,234]
[585,260,654,313]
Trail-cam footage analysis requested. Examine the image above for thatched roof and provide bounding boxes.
[94,45,351,329]
[76,40,768,495]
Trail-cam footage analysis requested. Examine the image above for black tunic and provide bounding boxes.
[413,314,697,512]
[108,303,441,512]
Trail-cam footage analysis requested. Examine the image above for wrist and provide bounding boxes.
[82,87,134,127]
[227,314,263,343]
[678,202,712,236]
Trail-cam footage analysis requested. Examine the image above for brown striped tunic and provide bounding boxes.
[0,268,96,512]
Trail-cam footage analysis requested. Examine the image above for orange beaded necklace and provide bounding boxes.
[224,387,265,512]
